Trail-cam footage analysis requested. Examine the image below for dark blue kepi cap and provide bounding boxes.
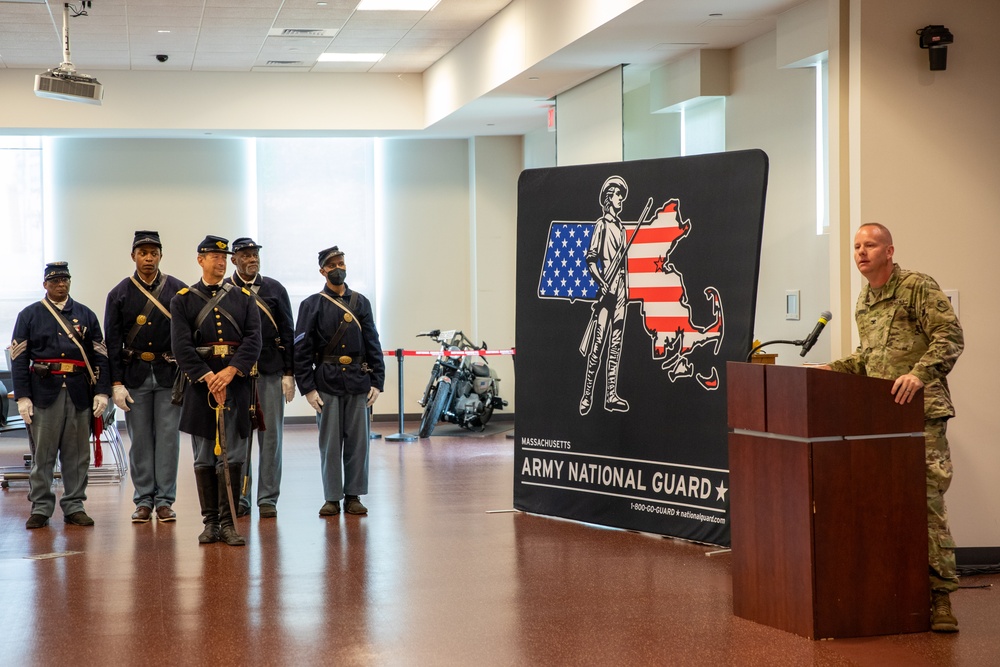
[318,245,345,266]
[232,237,262,253]
[132,230,162,250]
[197,235,231,254]
[44,261,71,281]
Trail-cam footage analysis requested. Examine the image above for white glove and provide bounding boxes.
[93,393,109,418]
[366,386,381,408]
[306,389,324,413]
[112,385,134,412]
[17,397,33,426]
[282,375,295,404]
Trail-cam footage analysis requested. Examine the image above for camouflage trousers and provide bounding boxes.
[926,418,958,593]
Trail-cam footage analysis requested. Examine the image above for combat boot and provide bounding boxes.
[194,467,220,544]
[217,464,246,547]
[931,591,959,632]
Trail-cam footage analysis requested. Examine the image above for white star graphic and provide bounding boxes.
[716,482,728,502]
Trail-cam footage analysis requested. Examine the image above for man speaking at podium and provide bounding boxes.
[822,223,964,633]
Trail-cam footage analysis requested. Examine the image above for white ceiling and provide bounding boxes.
[0,0,808,135]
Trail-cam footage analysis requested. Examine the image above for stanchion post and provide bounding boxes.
[385,348,417,442]
[368,405,382,440]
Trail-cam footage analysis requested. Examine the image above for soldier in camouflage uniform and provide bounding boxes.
[824,222,964,633]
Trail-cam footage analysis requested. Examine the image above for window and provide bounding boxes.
[0,137,44,370]
[254,138,376,318]
[681,97,726,156]
[815,59,829,234]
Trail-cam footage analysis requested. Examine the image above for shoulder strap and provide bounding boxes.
[318,292,362,360]
[319,291,363,332]
[190,284,242,335]
[248,286,280,332]
[40,299,97,385]
[125,276,169,348]
[128,275,172,319]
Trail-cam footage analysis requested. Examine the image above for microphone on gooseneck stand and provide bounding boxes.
[799,311,833,357]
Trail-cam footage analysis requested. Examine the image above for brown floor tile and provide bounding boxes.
[0,424,997,666]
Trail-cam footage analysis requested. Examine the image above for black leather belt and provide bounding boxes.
[125,349,173,363]
[319,355,361,365]
[196,344,239,359]
[32,361,84,375]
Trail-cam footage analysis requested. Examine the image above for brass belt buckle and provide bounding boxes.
[213,344,229,357]
[140,351,156,362]
[339,355,352,365]
[59,363,75,373]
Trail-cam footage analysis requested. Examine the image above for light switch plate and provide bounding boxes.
[785,290,800,320]
[944,289,959,318]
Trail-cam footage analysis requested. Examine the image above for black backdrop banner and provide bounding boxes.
[513,151,769,546]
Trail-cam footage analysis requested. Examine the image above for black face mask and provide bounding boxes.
[327,268,347,286]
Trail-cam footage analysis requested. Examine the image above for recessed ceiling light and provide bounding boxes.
[157,30,170,33]
[356,0,440,10]
[317,2,328,5]
[318,52,385,63]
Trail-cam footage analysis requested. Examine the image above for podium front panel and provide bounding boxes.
[811,436,929,637]
[729,432,815,638]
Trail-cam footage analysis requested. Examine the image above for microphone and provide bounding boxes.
[799,311,833,357]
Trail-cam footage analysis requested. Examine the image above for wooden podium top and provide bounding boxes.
[727,362,924,438]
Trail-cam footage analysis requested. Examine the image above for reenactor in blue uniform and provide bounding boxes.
[226,237,295,519]
[105,231,187,524]
[170,236,261,546]
[294,246,384,517]
[11,262,111,529]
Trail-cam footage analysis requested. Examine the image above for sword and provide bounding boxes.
[213,395,241,538]
[243,363,263,500]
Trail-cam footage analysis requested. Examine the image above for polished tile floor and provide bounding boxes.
[0,423,997,666]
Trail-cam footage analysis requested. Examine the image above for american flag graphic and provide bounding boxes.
[538,199,723,360]
[536,223,599,301]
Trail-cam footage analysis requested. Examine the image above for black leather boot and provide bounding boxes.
[194,467,220,544]
[217,464,246,547]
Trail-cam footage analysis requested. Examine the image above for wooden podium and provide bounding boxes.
[727,362,929,639]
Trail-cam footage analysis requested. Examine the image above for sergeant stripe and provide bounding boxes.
[10,339,27,360]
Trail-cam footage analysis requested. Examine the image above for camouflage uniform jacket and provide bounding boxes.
[828,264,963,419]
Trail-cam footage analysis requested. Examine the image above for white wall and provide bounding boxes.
[47,138,253,311]
[622,82,681,160]
[35,136,523,421]
[0,71,424,133]
[470,136,520,409]
[555,67,624,166]
[726,32,830,362]
[850,0,1000,548]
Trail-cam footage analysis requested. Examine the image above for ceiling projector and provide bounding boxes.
[34,1,102,106]
[35,68,103,105]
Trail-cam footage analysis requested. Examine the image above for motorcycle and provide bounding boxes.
[416,329,507,437]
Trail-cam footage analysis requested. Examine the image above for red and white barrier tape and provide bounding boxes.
[385,348,515,357]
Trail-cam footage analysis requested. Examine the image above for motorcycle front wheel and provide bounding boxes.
[418,382,453,438]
